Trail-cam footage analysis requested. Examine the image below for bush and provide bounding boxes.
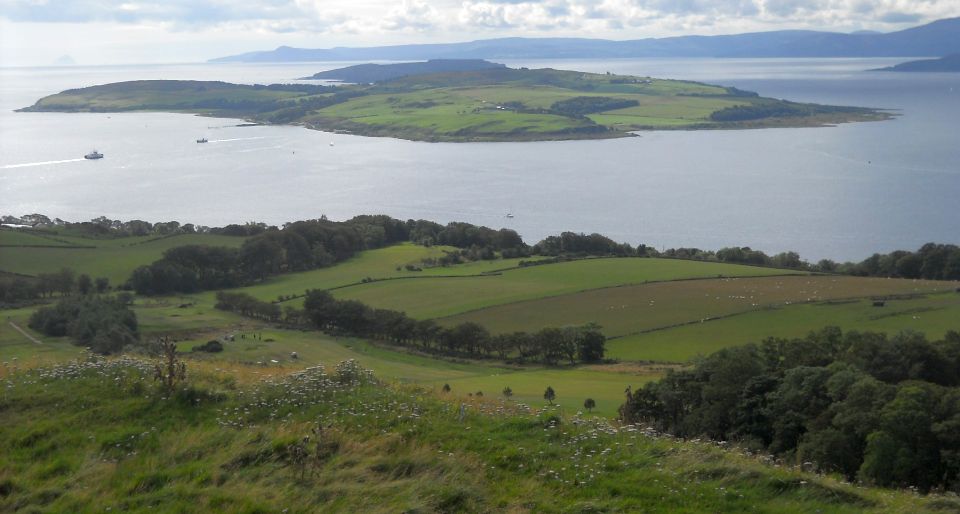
[192,340,224,353]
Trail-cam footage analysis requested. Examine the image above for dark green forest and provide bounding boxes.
[620,327,960,491]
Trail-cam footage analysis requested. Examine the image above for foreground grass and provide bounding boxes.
[2,359,953,513]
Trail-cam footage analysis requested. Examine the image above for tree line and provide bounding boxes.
[214,289,606,365]
[0,268,109,308]
[28,294,139,354]
[129,216,530,295]
[619,327,960,491]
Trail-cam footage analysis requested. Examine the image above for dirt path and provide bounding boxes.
[8,321,42,345]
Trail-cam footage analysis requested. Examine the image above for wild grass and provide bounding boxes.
[0,359,953,512]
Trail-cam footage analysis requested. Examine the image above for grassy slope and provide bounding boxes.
[608,293,960,362]
[1,361,954,513]
[0,233,247,284]
[166,325,652,417]
[330,258,805,318]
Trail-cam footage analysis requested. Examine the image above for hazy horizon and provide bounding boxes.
[2,0,959,67]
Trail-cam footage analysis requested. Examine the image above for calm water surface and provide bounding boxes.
[1,59,957,261]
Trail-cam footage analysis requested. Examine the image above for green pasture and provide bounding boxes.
[314,89,591,136]
[0,233,246,284]
[333,258,804,318]
[203,243,540,304]
[315,84,745,136]
[0,306,84,366]
[444,274,956,335]
[607,292,960,363]
[168,326,646,416]
[0,228,80,247]
[428,367,660,417]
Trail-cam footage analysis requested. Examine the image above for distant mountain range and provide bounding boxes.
[211,17,960,63]
[301,59,506,82]
[873,54,960,72]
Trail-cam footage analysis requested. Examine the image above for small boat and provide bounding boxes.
[196,138,208,143]
[505,213,514,219]
[84,150,103,160]
[329,142,335,147]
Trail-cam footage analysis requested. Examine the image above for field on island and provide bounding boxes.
[329,258,803,318]
[0,230,247,284]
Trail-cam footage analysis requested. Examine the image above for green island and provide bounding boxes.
[2,215,959,512]
[19,61,892,142]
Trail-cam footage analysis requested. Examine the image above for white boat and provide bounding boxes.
[196,138,208,143]
[505,213,514,218]
[84,150,103,160]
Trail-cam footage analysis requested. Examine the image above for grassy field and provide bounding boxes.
[0,306,85,365]
[607,292,960,362]
[0,233,247,284]
[206,243,540,304]
[168,325,652,417]
[0,228,83,247]
[3,294,647,416]
[2,358,955,513]
[442,275,956,336]
[331,258,804,318]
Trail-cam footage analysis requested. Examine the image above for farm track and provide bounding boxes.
[8,321,42,345]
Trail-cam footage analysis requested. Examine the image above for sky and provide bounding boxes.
[1,0,958,66]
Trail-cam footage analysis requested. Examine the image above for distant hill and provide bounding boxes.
[211,17,960,62]
[302,59,506,83]
[873,54,960,72]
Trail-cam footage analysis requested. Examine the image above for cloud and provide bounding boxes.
[380,0,442,31]
[0,0,957,38]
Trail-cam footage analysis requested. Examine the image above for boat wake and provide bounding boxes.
[208,136,268,143]
[1,158,86,169]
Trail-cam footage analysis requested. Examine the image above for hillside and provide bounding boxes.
[211,17,960,62]
[302,59,507,83]
[20,66,890,142]
[2,357,956,513]
[874,54,960,72]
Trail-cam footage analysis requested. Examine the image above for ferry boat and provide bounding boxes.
[196,138,208,143]
[84,150,103,160]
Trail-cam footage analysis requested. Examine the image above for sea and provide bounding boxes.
[1,58,958,262]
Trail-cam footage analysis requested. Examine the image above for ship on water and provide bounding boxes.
[84,150,103,159]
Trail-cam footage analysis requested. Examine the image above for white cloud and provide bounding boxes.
[1,0,957,65]
[380,0,443,31]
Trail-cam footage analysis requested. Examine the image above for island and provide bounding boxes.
[19,63,892,142]
[301,59,507,82]
[872,54,960,72]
